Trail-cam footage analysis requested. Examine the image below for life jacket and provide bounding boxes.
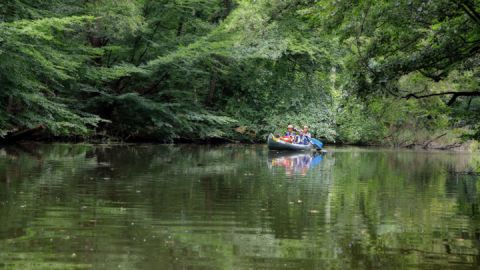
[285,131,296,137]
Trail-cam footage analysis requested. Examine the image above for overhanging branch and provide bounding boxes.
[403,91,480,105]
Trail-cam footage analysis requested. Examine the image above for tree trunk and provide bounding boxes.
[206,71,217,106]
[223,0,233,17]
[176,21,184,37]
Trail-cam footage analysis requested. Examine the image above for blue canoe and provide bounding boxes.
[267,134,313,151]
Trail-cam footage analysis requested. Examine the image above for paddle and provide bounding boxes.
[307,137,323,150]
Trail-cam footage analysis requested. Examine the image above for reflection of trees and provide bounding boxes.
[0,145,478,269]
[323,149,480,268]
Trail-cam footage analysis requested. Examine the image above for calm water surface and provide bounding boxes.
[0,144,479,269]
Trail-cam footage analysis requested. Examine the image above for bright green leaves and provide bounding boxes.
[85,64,148,83]
[85,0,145,42]
[0,15,101,137]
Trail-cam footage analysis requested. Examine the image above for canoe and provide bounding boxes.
[267,134,313,151]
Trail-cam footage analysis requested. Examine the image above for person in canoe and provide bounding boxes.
[292,125,310,144]
[299,125,312,145]
[285,124,296,136]
[281,124,296,143]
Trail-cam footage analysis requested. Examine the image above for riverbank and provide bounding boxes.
[1,124,478,151]
[2,136,478,153]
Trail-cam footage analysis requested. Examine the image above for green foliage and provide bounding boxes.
[84,92,236,141]
[336,96,450,146]
[0,15,102,136]
[0,0,478,145]
[86,0,145,41]
[314,0,480,145]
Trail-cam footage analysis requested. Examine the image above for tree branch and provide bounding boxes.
[452,0,480,27]
[462,0,480,24]
[403,91,480,105]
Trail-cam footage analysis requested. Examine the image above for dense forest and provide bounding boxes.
[0,0,479,148]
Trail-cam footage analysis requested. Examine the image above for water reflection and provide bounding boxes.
[0,144,478,269]
[268,152,324,176]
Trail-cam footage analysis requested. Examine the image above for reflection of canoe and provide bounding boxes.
[267,151,323,175]
[268,151,311,160]
[268,151,323,165]
[267,134,313,151]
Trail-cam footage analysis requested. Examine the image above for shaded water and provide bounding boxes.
[0,144,479,269]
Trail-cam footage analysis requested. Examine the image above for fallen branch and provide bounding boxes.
[423,133,447,149]
[1,125,45,143]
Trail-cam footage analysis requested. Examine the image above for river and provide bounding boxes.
[0,144,478,269]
